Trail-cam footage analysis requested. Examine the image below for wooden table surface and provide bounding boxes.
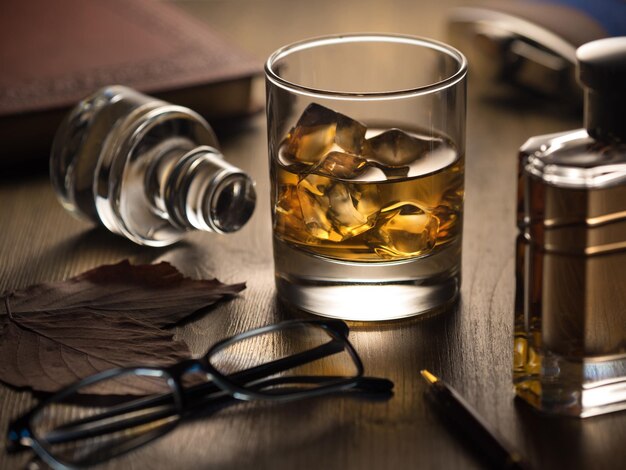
[1,1,625,469]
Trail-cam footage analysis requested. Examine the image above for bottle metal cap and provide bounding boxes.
[577,36,626,91]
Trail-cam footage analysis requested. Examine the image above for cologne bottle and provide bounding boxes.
[50,86,256,246]
[514,37,626,417]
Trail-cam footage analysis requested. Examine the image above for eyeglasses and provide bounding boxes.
[7,319,392,469]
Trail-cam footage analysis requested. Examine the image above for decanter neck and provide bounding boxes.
[162,146,256,233]
[585,90,626,144]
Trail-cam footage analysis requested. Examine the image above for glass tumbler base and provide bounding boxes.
[273,238,460,321]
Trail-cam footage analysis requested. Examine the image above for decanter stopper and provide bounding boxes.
[50,85,256,246]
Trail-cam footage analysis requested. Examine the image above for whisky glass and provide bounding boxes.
[265,34,467,320]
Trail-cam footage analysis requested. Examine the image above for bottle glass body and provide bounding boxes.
[515,128,626,417]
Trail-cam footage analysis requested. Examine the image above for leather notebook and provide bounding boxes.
[0,0,261,168]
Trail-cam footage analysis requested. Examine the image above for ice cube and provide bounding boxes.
[312,151,369,179]
[326,184,374,238]
[297,173,380,241]
[365,129,442,166]
[371,202,439,258]
[370,162,410,179]
[335,112,367,154]
[432,204,459,243]
[296,174,339,241]
[309,151,391,182]
[274,185,308,239]
[277,144,316,174]
[286,103,367,164]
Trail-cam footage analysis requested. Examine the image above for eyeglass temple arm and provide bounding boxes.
[33,338,347,444]
[213,336,349,391]
[41,376,391,446]
[182,376,393,414]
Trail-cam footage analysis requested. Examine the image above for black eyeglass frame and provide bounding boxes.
[8,319,366,469]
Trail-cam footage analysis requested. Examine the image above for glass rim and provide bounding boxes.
[265,33,468,100]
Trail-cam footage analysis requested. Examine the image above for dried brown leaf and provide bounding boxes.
[0,308,190,393]
[5,260,246,327]
[0,260,245,393]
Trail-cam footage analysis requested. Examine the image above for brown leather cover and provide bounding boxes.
[0,0,261,168]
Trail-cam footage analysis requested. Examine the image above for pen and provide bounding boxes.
[420,370,530,470]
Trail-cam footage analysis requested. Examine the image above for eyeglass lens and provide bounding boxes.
[30,370,179,468]
[208,323,359,392]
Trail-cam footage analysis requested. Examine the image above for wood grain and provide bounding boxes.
[1,1,624,469]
